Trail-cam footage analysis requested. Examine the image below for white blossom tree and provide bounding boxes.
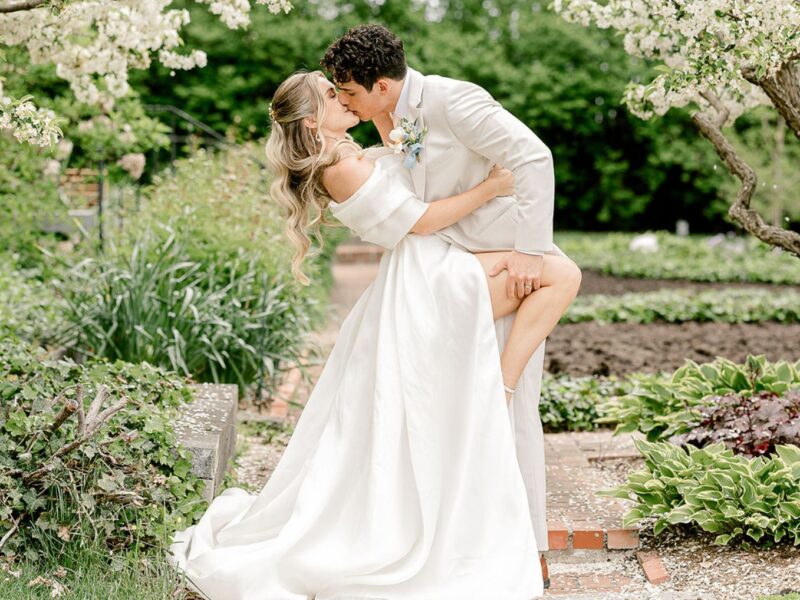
[552,0,800,256]
[0,0,292,146]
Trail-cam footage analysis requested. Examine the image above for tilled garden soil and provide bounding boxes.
[547,270,800,376]
[546,321,800,376]
[576,269,798,296]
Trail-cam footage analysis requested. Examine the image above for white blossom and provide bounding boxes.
[42,159,62,177]
[0,81,63,147]
[553,0,800,125]
[117,152,146,179]
[55,138,74,160]
[0,0,293,146]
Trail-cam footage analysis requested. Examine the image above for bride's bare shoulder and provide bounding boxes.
[322,152,375,204]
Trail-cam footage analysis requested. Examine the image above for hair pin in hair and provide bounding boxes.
[268,102,277,122]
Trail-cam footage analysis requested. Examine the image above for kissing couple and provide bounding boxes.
[168,23,582,600]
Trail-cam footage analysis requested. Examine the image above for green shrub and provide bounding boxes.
[0,131,67,273]
[31,141,349,406]
[0,262,64,346]
[563,288,800,324]
[118,143,348,329]
[0,338,207,564]
[557,231,800,284]
[598,356,800,442]
[598,439,800,548]
[540,374,632,432]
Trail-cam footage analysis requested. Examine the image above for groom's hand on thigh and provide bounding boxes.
[500,252,542,299]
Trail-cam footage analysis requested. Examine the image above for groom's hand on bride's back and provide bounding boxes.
[488,252,544,299]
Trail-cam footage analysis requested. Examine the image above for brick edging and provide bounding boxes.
[548,521,639,551]
[636,550,670,584]
[265,351,308,418]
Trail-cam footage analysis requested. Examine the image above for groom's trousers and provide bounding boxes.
[495,317,549,553]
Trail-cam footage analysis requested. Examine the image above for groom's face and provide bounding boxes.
[334,78,391,121]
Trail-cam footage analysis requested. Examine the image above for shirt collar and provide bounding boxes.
[390,71,412,124]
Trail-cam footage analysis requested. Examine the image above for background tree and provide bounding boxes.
[553,0,800,256]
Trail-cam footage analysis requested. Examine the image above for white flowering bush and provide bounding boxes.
[551,0,800,257]
[0,80,62,147]
[0,0,293,147]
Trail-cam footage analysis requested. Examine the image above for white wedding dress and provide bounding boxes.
[167,148,544,600]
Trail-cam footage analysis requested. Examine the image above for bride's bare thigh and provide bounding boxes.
[472,251,576,321]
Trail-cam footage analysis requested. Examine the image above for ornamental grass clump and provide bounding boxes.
[52,225,308,404]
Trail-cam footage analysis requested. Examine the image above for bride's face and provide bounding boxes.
[314,75,359,134]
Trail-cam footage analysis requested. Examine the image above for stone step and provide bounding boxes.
[174,383,238,502]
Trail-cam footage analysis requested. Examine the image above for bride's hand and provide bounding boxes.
[484,164,515,197]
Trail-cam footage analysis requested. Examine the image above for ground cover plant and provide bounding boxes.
[557,231,800,284]
[596,356,800,549]
[0,337,207,565]
[563,287,800,324]
[598,355,800,442]
[598,439,800,549]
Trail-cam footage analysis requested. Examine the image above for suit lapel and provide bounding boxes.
[406,68,427,200]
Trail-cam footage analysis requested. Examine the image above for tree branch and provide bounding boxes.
[692,91,800,256]
[0,514,23,551]
[741,60,800,140]
[0,0,48,13]
[22,386,129,486]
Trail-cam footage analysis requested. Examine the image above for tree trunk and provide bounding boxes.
[692,91,800,257]
[741,60,800,140]
[0,0,47,13]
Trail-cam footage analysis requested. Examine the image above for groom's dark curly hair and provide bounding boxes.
[320,24,407,92]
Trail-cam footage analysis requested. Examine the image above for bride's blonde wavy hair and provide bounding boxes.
[264,69,362,286]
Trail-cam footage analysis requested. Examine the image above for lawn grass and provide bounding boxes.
[1,541,195,599]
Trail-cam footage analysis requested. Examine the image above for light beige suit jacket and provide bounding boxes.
[394,66,558,256]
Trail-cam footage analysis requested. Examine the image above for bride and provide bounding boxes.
[167,70,581,600]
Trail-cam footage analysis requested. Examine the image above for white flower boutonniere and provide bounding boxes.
[388,117,428,169]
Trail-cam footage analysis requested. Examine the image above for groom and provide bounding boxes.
[321,24,557,579]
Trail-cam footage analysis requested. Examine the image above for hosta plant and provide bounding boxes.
[598,439,800,548]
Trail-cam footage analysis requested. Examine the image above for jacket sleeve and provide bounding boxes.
[442,81,554,254]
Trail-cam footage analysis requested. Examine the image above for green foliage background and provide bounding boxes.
[127,0,752,232]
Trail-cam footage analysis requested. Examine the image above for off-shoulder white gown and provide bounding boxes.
[167,148,545,600]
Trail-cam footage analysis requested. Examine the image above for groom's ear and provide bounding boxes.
[375,78,392,95]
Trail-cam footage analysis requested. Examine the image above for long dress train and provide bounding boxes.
[167,150,544,600]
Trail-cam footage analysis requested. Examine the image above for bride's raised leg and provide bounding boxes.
[472,250,582,405]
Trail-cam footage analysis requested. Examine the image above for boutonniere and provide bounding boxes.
[388,117,428,169]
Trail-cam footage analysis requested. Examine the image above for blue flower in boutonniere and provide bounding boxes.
[388,117,429,169]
